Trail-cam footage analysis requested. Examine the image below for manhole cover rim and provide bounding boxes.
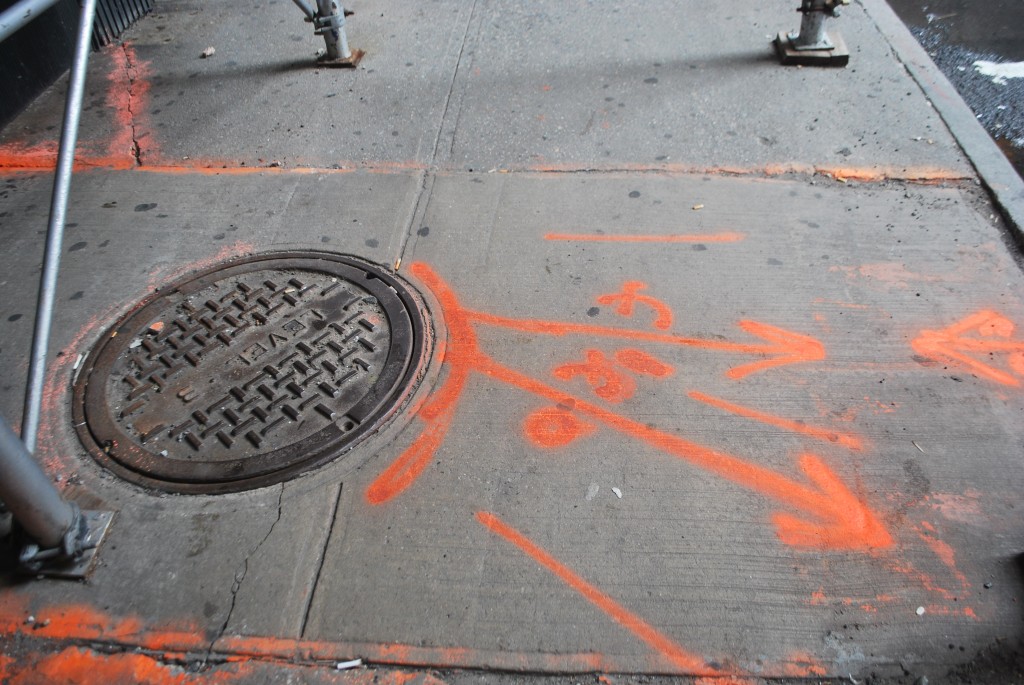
[72,250,431,493]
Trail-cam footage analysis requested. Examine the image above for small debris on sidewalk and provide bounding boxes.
[612,487,622,498]
[692,204,704,210]
[336,658,362,670]
[916,606,926,616]
[201,46,216,58]
[148,321,165,334]
[72,353,84,370]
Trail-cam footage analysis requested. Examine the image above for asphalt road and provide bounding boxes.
[887,0,1024,177]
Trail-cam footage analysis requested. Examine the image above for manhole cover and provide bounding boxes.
[72,252,431,493]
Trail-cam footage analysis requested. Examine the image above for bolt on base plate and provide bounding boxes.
[773,31,849,66]
[29,510,114,579]
[316,48,365,68]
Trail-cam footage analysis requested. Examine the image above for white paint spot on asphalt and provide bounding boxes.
[973,60,1024,85]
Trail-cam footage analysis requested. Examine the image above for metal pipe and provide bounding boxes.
[22,0,99,453]
[791,9,830,49]
[315,0,351,60]
[0,415,75,549]
[0,0,61,44]
[291,0,316,22]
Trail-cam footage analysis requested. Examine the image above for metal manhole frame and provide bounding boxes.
[71,251,432,494]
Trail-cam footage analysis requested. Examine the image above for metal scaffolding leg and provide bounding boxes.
[22,0,100,453]
[0,415,113,577]
[774,0,850,67]
[312,0,363,67]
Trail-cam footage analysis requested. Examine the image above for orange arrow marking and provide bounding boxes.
[463,311,824,380]
[474,356,890,551]
[688,391,863,451]
[366,264,889,552]
[912,310,1024,387]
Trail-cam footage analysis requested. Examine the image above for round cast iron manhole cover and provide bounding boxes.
[72,252,431,493]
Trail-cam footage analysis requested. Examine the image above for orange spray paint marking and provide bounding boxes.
[912,310,1024,387]
[596,281,673,330]
[545,232,745,244]
[462,311,823,380]
[106,43,155,165]
[0,43,154,172]
[688,391,863,450]
[365,264,885,551]
[614,348,674,377]
[476,356,891,551]
[476,512,718,675]
[524,406,596,448]
[916,522,971,593]
[554,349,637,403]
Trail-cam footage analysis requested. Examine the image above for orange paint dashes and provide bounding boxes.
[912,310,1024,387]
[545,232,745,244]
[476,511,717,675]
[688,391,863,450]
[614,349,674,377]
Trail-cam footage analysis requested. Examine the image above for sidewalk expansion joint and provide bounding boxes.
[299,482,344,638]
[202,483,285,667]
[428,0,480,166]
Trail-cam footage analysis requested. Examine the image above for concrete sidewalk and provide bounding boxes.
[1,1,1022,683]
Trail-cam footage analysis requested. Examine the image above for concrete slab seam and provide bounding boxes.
[299,482,344,639]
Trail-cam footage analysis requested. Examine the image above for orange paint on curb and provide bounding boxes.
[688,391,863,450]
[475,511,716,675]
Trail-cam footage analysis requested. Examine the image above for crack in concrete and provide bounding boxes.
[118,42,143,167]
[201,483,285,668]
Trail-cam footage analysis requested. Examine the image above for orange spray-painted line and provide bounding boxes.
[545,232,745,243]
[688,391,863,451]
[474,356,891,551]
[476,511,717,675]
[463,311,825,380]
[365,403,459,505]
[365,264,480,504]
